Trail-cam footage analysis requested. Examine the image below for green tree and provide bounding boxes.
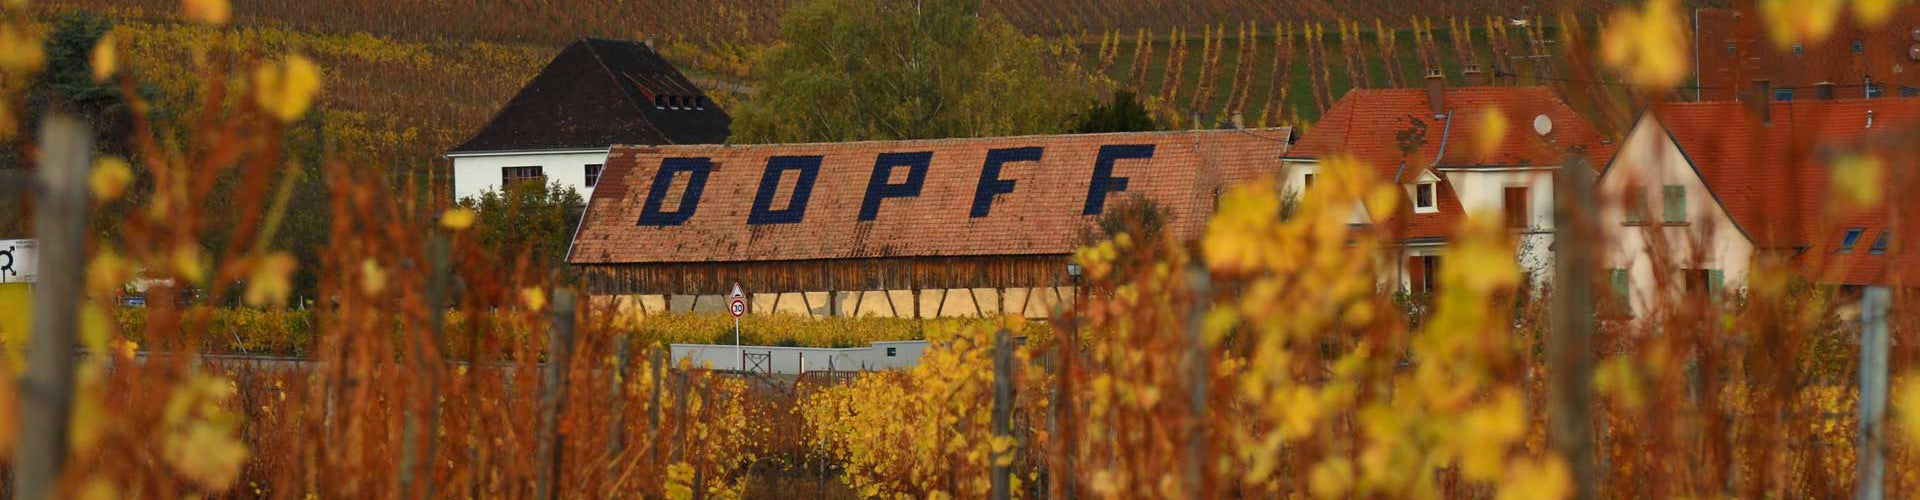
[28,11,154,153]
[733,0,1094,143]
[1073,91,1158,134]
[458,180,585,270]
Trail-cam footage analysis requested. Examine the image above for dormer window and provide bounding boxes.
[653,96,666,109]
[1839,227,1866,253]
[1414,182,1436,212]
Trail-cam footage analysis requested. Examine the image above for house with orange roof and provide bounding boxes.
[1600,96,1920,314]
[568,128,1293,318]
[1281,79,1615,294]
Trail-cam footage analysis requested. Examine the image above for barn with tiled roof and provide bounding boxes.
[569,128,1292,317]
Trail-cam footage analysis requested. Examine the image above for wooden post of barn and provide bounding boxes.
[536,289,578,500]
[13,113,91,500]
[1858,286,1891,500]
[991,328,1015,500]
[1549,158,1597,500]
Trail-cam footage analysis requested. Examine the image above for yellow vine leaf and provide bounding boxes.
[440,208,476,230]
[0,24,44,73]
[1600,0,1689,88]
[89,32,115,82]
[360,258,387,295]
[252,55,321,123]
[181,0,230,25]
[1474,107,1509,161]
[1760,0,1844,48]
[89,156,133,201]
[173,244,209,284]
[1831,153,1884,208]
[1856,0,1907,26]
[521,287,547,311]
[1496,456,1572,500]
[242,252,297,307]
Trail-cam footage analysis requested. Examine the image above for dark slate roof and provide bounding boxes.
[450,37,731,153]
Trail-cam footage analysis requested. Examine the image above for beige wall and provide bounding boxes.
[596,287,1077,318]
[1598,114,1756,314]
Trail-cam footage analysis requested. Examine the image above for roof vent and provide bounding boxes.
[1868,109,1876,128]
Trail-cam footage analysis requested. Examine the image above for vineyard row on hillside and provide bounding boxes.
[42,0,1712,46]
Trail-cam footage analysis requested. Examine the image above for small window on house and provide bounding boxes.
[1867,84,1885,99]
[1302,173,1315,190]
[1408,255,1442,294]
[886,347,897,357]
[1792,42,1805,54]
[1726,42,1737,54]
[1839,227,1867,253]
[585,164,604,188]
[1414,182,1436,211]
[1684,269,1726,297]
[1609,268,1630,309]
[502,166,544,188]
[1503,186,1529,230]
[1625,188,1649,225]
[1852,39,1865,53]
[1903,86,1920,98]
[1774,88,1795,101]
[1870,230,1890,254]
[653,96,665,109]
[694,96,707,109]
[1661,185,1686,223]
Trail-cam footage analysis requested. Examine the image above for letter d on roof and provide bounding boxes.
[637,157,713,226]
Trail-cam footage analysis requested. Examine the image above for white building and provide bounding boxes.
[1599,97,1919,313]
[448,37,730,202]
[1279,81,1615,293]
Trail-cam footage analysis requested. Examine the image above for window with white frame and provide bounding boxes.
[585,164,604,187]
[502,166,544,188]
[1414,182,1436,212]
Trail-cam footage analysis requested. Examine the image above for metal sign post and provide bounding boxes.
[730,283,745,371]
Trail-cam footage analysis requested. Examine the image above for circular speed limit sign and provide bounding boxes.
[729,298,746,318]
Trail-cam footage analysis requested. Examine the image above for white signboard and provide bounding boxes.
[729,283,746,318]
[0,239,36,284]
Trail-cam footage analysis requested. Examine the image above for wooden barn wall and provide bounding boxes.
[576,255,1076,295]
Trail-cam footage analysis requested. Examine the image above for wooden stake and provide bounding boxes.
[14,113,91,500]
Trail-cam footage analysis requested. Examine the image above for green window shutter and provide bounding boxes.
[1610,269,1629,307]
[1707,269,1724,297]
[1625,188,1646,224]
[1662,185,1687,223]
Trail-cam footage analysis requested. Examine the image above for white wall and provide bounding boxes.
[595,287,1076,318]
[1598,115,1756,314]
[450,149,610,202]
[1443,168,1560,281]
[671,340,930,373]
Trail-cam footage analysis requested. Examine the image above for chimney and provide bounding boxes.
[1425,69,1446,116]
[1750,79,1772,124]
[1816,82,1836,100]
[1462,63,1486,86]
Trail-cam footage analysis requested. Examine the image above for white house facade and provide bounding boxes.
[449,148,611,201]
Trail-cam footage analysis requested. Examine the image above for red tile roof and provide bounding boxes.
[1288,87,1612,239]
[1647,98,1920,284]
[569,129,1292,264]
[1693,7,1920,102]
